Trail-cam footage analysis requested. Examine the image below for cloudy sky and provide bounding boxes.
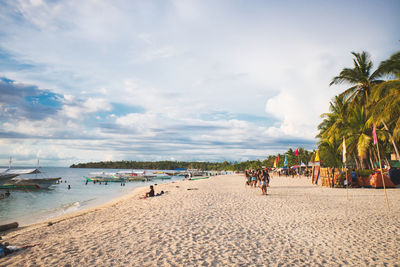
[0,0,399,166]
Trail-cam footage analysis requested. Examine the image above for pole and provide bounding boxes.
[311,165,315,184]
[376,140,390,211]
[345,163,348,200]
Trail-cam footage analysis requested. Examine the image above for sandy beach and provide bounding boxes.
[1,174,399,266]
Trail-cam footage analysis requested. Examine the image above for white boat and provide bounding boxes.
[2,177,61,189]
[0,158,61,189]
[0,168,40,186]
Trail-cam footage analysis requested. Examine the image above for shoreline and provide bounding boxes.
[2,178,182,238]
[1,174,399,266]
[0,169,185,227]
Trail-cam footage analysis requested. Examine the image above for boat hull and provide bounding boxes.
[84,176,126,183]
[1,177,61,189]
[190,176,210,180]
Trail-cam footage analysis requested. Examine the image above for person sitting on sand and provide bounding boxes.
[146,185,155,197]
[139,185,155,199]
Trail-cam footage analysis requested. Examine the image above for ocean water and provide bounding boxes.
[0,167,183,226]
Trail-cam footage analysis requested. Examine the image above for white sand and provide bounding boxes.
[1,174,399,266]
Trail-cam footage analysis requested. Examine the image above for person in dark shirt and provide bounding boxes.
[146,185,154,197]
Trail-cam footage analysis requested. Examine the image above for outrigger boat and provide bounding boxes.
[0,168,40,186]
[0,158,60,189]
[84,170,173,183]
[189,176,210,181]
[0,177,61,189]
[84,176,127,183]
[84,172,127,183]
[116,170,172,181]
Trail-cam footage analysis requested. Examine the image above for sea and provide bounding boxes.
[0,167,184,226]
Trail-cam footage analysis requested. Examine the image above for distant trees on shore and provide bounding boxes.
[70,148,313,171]
[317,50,400,168]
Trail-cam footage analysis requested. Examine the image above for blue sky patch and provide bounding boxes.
[25,91,63,108]
[0,76,14,83]
[0,47,35,71]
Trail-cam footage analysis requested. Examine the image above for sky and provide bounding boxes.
[0,0,399,166]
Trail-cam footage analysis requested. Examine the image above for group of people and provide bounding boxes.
[245,169,270,195]
[0,190,10,200]
[275,169,311,177]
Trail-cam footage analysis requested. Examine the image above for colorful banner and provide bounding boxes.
[373,124,378,145]
[314,150,320,162]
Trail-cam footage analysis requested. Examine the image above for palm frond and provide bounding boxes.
[357,133,371,159]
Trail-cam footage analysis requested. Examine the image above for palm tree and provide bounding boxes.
[318,95,349,142]
[318,50,400,167]
[368,51,400,160]
[344,106,373,168]
[330,51,384,106]
[369,80,400,160]
[377,51,400,79]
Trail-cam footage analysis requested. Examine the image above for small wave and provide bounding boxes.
[58,201,81,214]
[79,198,96,207]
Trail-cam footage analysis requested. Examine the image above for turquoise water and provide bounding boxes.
[0,167,182,226]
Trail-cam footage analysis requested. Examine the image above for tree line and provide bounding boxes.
[69,147,313,171]
[317,50,400,168]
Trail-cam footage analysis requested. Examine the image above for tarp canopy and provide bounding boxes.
[369,173,395,188]
[291,165,307,169]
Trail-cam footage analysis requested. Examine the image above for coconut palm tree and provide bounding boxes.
[318,50,400,167]
[330,51,384,106]
[368,51,400,159]
[369,80,400,159]
[377,51,400,79]
[318,95,349,142]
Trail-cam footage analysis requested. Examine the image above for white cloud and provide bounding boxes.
[61,97,111,119]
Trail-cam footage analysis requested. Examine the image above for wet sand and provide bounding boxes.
[1,174,399,266]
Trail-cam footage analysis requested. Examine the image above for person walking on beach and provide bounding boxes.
[251,171,257,187]
[260,175,267,195]
[245,170,251,186]
[265,171,270,195]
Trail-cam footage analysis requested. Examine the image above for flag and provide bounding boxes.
[273,158,277,168]
[342,138,347,163]
[295,148,299,156]
[373,124,378,145]
[284,155,288,166]
[314,150,320,162]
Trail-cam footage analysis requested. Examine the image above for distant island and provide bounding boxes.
[71,160,253,171]
[70,148,313,171]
